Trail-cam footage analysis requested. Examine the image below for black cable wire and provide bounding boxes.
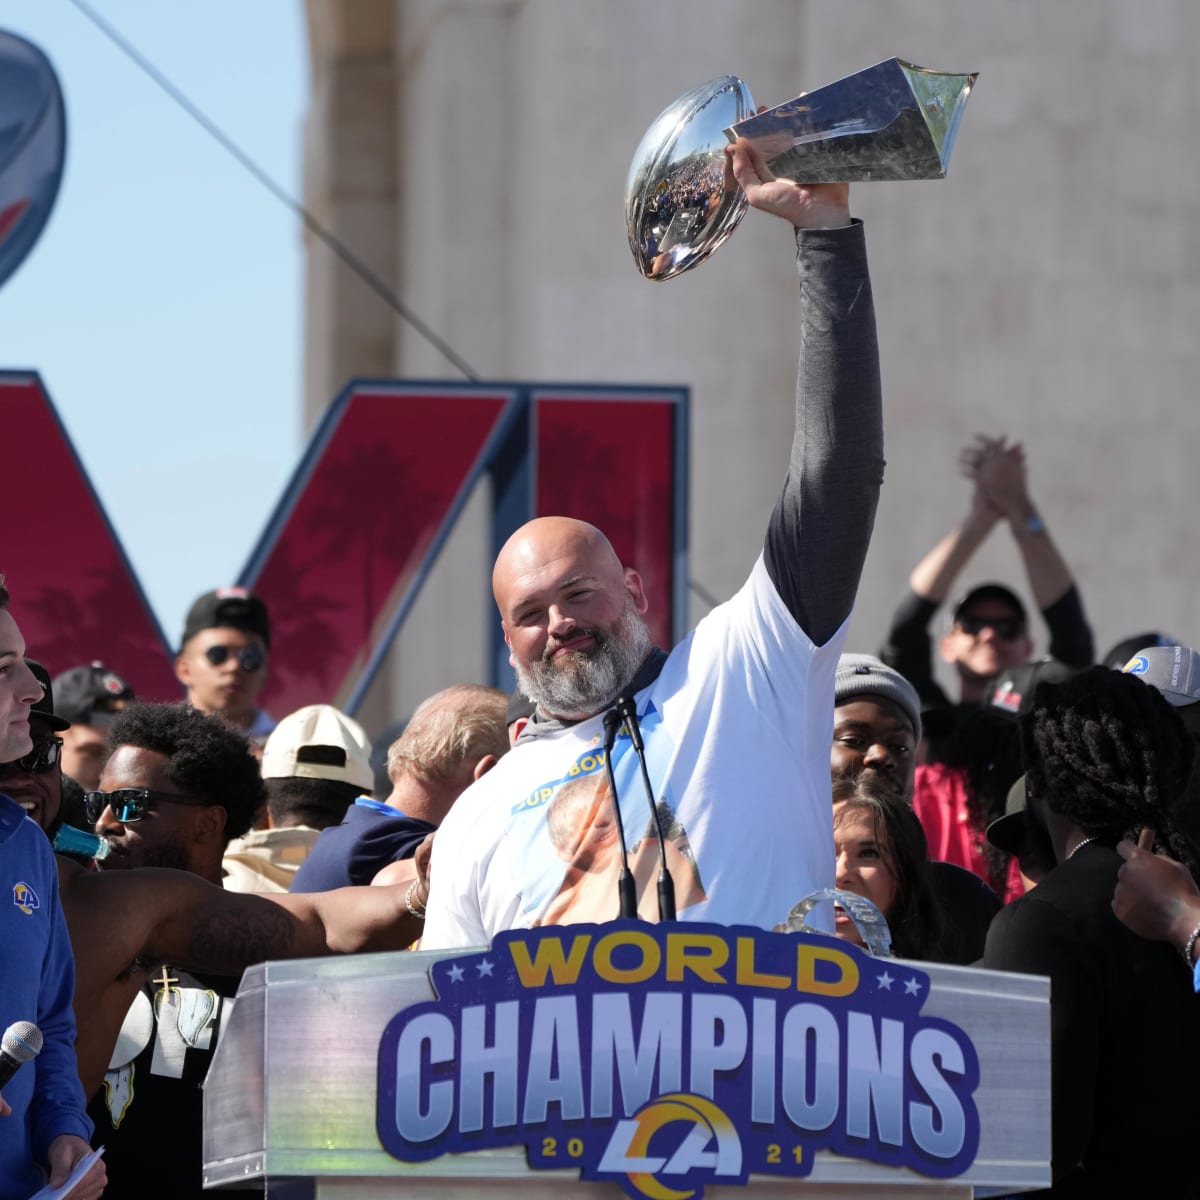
[64,0,729,611]
[63,0,481,382]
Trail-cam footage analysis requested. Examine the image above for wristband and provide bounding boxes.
[1021,513,1045,535]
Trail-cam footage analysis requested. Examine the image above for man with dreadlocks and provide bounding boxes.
[982,666,1200,1195]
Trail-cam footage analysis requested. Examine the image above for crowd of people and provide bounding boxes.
[3,137,1197,1199]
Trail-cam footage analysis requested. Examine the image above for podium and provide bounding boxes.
[202,940,1050,1198]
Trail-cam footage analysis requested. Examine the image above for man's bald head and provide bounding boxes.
[493,518,624,613]
[493,517,651,721]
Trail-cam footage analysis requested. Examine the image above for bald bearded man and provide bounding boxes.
[423,139,885,947]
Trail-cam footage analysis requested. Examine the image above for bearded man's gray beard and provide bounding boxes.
[515,603,652,719]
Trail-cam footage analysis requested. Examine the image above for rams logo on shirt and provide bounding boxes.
[12,881,39,915]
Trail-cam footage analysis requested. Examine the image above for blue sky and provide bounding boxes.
[0,1,306,644]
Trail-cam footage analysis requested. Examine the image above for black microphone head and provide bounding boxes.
[2,1021,42,1063]
[602,707,622,750]
[615,696,645,751]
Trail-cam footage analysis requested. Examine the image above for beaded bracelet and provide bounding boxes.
[405,878,429,920]
[1180,920,1200,970]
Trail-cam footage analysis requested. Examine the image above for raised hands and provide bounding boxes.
[959,435,1030,523]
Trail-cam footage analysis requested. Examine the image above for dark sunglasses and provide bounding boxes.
[956,614,1024,640]
[84,787,207,824]
[8,736,63,775]
[203,644,265,672]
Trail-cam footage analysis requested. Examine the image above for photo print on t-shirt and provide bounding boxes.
[504,711,705,925]
[535,773,705,926]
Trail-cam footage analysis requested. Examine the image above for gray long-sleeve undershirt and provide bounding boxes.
[763,220,884,647]
[519,221,882,741]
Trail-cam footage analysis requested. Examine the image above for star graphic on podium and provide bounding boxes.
[876,970,894,990]
[447,964,465,984]
[904,976,922,996]
[476,959,495,978]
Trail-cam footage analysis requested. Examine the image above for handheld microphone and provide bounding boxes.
[0,1021,42,1090]
[614,697,677,922]
[602,708,638,919]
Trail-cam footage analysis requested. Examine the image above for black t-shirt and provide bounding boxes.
[88,967,255,1198]
[929,859,1001,964]
[983,843,1200,1193]
[879,584,1095,760]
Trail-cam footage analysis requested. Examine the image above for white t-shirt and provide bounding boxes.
[423,554,845,948]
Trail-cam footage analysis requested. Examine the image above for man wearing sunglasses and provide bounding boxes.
[173,586,274,740]
[879,434,1093,756]
[0,585,106,1199]
[6,699,426,1199]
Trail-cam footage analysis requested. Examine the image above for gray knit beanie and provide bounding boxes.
[834,654,922,744]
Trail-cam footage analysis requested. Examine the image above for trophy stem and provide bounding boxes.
[726,58,977,185]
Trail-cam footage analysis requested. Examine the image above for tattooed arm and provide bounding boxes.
[63,866,422,981]
[150,873,423,964]
[60,864,421,1098]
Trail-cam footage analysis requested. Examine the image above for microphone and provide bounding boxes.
[614,697,677,922]
[0,1021,42,1090]
[602,708,638,919]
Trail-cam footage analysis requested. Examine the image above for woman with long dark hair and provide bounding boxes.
[831,777,948,962]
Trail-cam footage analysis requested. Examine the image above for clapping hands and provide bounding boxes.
[959,435,1030,523]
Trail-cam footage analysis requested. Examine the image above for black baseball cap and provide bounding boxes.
[51,661,136,726]
[180,587,270,650]
[25,659,70,732]
[983,658,1079,721]
[951,583,1027,627]
[986,774,1028,854]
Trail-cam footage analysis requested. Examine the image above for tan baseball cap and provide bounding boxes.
[261,704,374,792]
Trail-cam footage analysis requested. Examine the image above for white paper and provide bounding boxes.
[27,1145,104,1200]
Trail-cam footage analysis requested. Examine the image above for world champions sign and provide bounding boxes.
[376,923,981,1198]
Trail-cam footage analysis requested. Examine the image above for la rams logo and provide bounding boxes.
[597,1093,742,1199]
[12,881,39,915]
[1124,655,1150,676]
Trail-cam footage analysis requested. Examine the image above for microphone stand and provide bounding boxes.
[614,697,677,921]
[602,708,638,919]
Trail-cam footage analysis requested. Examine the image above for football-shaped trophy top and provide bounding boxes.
[624,75,755,282]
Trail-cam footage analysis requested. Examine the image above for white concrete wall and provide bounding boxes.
[303,0,397,426]
[305,0,1200,729]
[802,1,1200,676]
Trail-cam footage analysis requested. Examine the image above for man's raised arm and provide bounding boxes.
[725,138,884,647]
